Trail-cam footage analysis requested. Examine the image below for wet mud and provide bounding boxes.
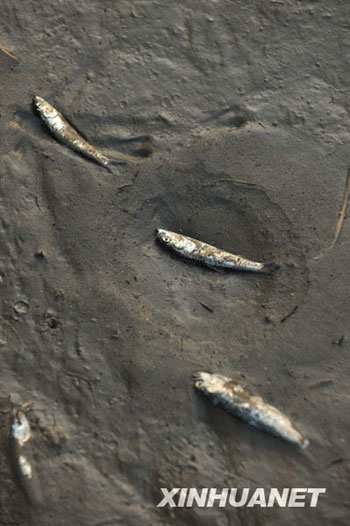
[1,1,350,525]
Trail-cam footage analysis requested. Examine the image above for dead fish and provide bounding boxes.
[34,96,134,174]
[10,408,40,503]
[192,372,309,448]
[156,229,277,272]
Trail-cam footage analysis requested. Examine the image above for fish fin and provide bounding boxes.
[106,157,129,175]
[105,163,119,175]
[204,263,225,273]
[106,157,132,174]
[109,157,128,165]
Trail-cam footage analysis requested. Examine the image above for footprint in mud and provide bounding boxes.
[201,104,251,129]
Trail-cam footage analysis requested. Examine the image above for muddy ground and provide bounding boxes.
[0,1,349,525]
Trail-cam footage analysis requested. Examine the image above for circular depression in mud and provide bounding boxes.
[104,156,310,364]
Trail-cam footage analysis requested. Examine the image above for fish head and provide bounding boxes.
[33,95,46,111]
[156,229,176,245]
[192,371,212,389]
[11,410,31,446]
[192,371,226,392]
[33,96,56,119]
[192,371,241,395]
[156,229,190,251]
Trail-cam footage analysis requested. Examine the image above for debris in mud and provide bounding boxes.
[0,45,20,62]
[41,425,68,449]
[314,168,350,260]
[308,380,333,390]
[13,300,30,315]
[280,305,298,323]
[332,335,345,347]
[200,301,214,313]
[34,249,45,259]
[47,316,59,329]
[328,457,348,467]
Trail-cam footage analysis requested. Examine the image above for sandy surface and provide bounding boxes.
[0,1,349,525]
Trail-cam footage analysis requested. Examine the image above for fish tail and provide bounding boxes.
[261,262,280,273]
[106,157,129,175]
[300,437,310,449]
[105,163,119,175]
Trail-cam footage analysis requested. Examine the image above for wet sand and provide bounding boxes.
[0,1,349,525]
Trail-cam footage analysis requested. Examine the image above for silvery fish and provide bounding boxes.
[10,408,40,503]
[156,229,277,272]
[34,96,133,173]
[192,372,309,448]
